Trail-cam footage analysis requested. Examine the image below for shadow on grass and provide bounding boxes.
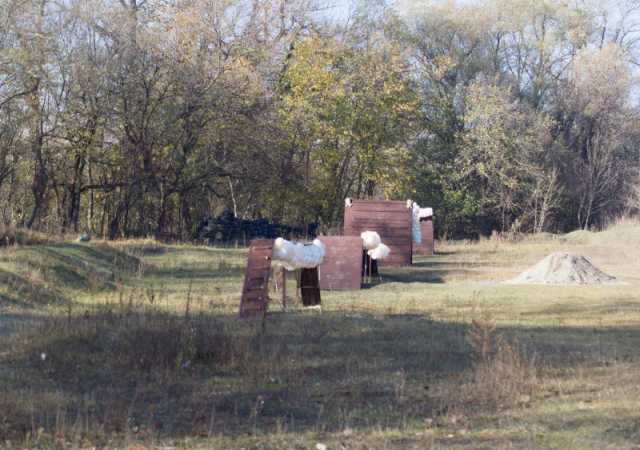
[147,266,245,281]
[380,270,447,284]
[530,299,640,317]
[3,307,640,446]
[123,244,246,257]
[0,268,67,306]
[0,311,469,442]
[0,312,43,336]
[378,257,503,285]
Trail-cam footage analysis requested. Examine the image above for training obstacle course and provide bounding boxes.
[240,200,433,311]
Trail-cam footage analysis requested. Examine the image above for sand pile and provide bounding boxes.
[507,252,618,285]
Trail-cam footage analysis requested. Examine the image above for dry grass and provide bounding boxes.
[466,317,537,410]
[1,225,640,448]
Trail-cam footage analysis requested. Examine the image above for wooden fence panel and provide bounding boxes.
[317,236,363,290]
[344,200,412,266]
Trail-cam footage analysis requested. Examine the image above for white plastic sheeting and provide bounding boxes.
[368,243,390,260]
[408,201,433,244]
[272,238,325,271]
[360,231,381,250]
[419,207,433,219]
[411,202,422,244]
[360,230,390,260]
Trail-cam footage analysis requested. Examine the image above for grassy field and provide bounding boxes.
[1,224,640,449]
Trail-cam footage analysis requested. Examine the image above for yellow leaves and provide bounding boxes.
[282,37,344,108]
[277,35,420,205]
[462,81,551,185]
[569,43,632,118]
[432,55,456,81]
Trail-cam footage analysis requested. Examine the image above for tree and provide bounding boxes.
[459,82,557,232]
[277,34,420,227]
[559,43,639,229]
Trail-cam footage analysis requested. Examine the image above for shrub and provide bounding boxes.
[466,317,538,410]
[0,226,58,247]
[12,302,249,378]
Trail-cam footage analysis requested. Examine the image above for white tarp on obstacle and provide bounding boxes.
[410,201,422,244]
[361,231,381,250]
[360,231,390,260]
[368,243,390,260]
[419,207,433,219]
[273,238,325,271]
[407,201,434,244]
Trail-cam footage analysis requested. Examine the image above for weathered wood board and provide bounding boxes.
[344,200,413,267]
[300,267,321,306]
[317,236,363,290]
[414,217,435,256]
[239,239,274,318]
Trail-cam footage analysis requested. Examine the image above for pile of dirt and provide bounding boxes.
[507,252,618,285]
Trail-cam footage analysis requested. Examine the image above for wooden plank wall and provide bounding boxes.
[414,217,435,256]
[317,236,363,290]
[343,200,413,267]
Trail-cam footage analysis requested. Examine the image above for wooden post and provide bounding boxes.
[281,266,287,311]
[300,267,321,307]
[271,266,279,292]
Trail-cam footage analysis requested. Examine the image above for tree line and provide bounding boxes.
[1,0,639,240]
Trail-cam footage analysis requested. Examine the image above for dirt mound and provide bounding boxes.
[507,252,617,285]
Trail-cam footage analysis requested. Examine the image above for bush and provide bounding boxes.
[0,296,259,446]
[466,317,538,410]
[0,226,59,247]
[8,299,251,383]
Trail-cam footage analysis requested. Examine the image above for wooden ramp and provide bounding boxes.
[239,239,274,319]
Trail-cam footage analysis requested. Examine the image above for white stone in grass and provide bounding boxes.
[77,233,91,242]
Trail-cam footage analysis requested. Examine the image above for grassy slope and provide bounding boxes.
[1,227,640,449]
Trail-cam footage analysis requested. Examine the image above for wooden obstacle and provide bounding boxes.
[343,199,413,267]
[239,239,321,318]
[362,250,380,285]
[317,236,364,290]
[239,239,274,319]
[414,216,435,256]
[299,267,321,306]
